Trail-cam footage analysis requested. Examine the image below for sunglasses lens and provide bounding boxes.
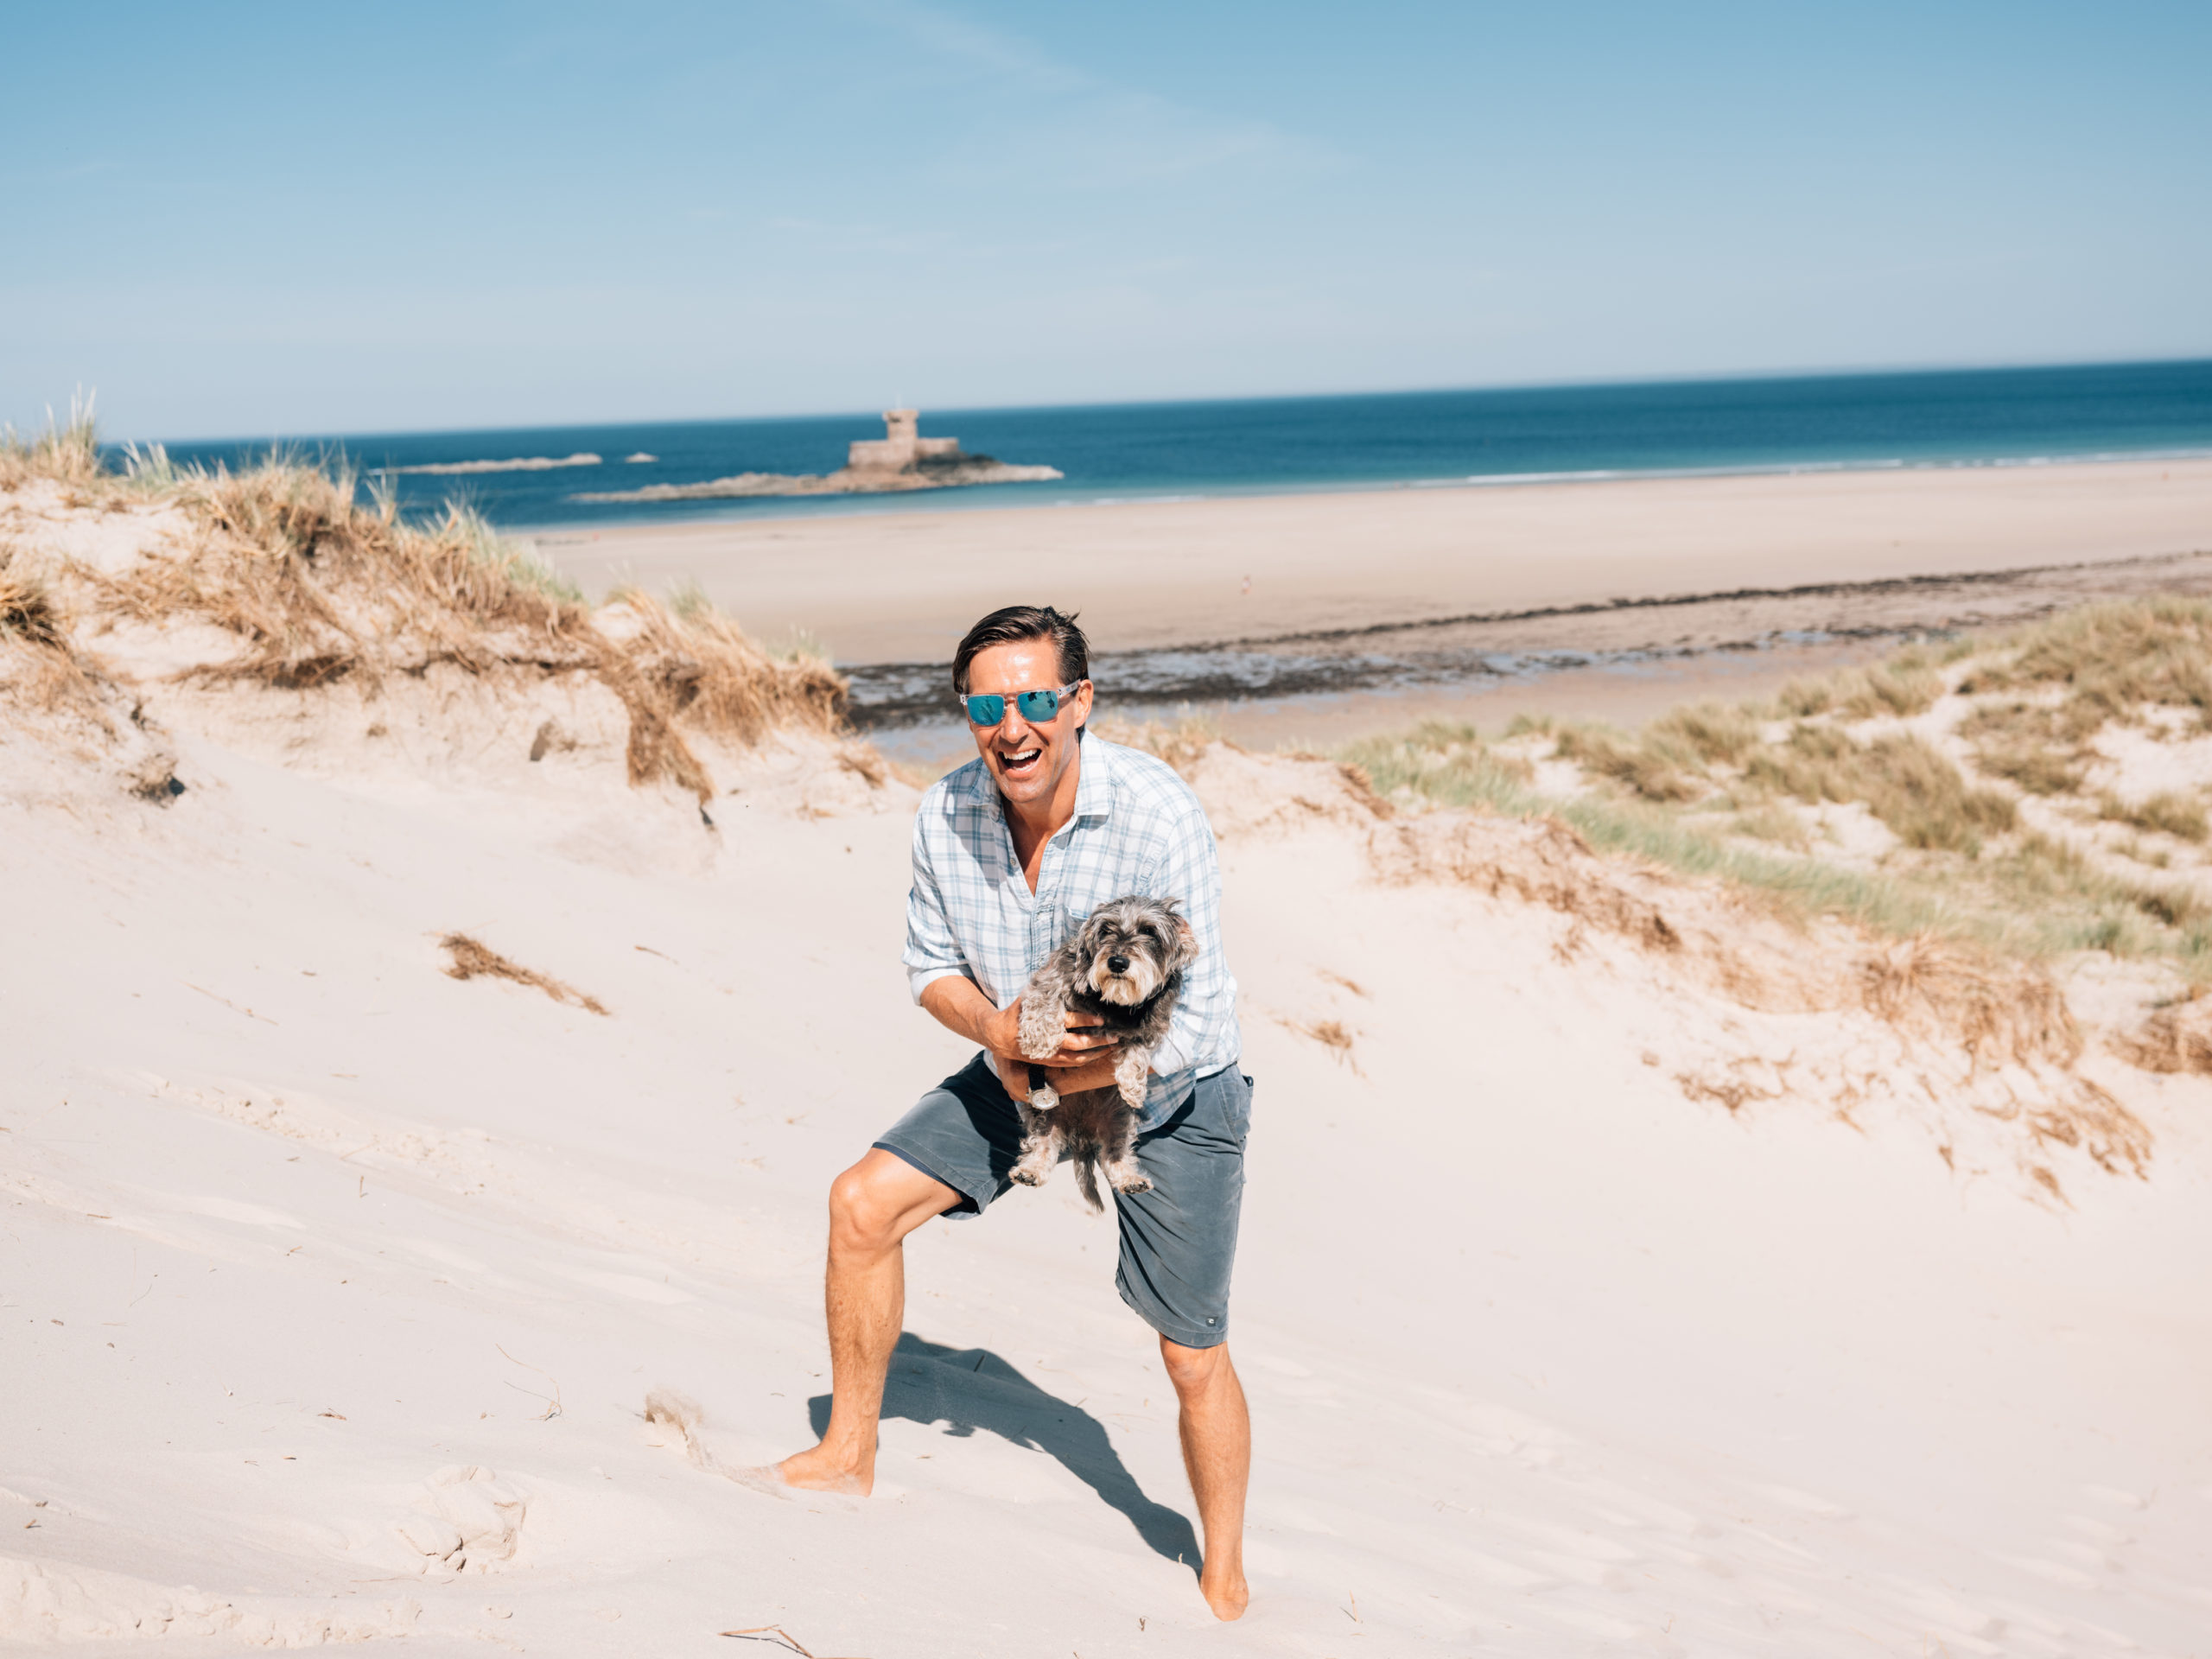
[965,694,1007,725]
[1015,690,1061,721]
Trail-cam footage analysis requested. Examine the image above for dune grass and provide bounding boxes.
[0,539,126,728]
[1742,727,2017,855]
[1509,666,2013,855]
[2098,789,2209,842]
[0,394,104,492]
[1343,720,1968,944]
[1775,651,1948,720]
[1962,597,2212,723]
[1091,709,1224,777]
[0,547,64,648]
[9,408,853,801]
[1338,607,2212,975]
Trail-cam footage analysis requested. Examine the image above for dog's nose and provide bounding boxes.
[1107,953,1130,975]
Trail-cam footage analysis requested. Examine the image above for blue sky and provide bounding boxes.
[6,0,2208,440]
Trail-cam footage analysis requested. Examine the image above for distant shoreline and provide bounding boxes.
[536,454,2212,670]
[134,357,2212,537]
[513,442,2212,533]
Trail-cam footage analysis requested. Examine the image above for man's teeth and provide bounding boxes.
[1004,750,1040,766]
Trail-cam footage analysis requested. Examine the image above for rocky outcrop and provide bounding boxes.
[575,453,1061,503]
[573,408,1060,501]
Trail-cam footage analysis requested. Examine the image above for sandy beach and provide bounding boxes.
[19,0,2212,1645]
[541,458,2212,666]
[6,460,2212,1653]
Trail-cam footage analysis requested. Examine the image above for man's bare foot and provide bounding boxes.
[773,1441,874,1496]
[1198,1562,1249,1621]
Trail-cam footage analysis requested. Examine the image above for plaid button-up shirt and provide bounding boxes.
[903,734,1241,1129]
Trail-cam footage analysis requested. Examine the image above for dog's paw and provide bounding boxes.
[1108,1170,1153,1196]
[1113,1048,1152,1110]
[1009,1164,1049,1187]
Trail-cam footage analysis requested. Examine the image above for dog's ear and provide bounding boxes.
[1173,913,1196,961]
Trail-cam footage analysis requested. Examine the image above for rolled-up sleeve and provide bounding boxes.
[901,811,969,1004]
[1146,792,1233,1087]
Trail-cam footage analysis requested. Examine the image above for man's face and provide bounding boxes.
[964,639,1090,807]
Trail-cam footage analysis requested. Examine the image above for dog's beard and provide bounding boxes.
[1089,952,1163,1006]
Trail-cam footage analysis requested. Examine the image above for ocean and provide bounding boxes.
[143,359,2212,536]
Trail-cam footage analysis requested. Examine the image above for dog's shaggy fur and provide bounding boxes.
[1013,894,1195,1211]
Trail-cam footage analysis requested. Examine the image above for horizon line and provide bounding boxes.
[105,351,2212,449]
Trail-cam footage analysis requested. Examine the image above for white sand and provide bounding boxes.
[541,458,2212,664]
[5,486,2212,1653]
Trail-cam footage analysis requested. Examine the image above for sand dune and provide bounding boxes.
[4,477,2211,1652]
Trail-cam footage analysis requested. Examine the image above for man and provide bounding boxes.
[775,604,1253,1621]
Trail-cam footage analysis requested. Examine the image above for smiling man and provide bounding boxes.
[774,604,1253,1620]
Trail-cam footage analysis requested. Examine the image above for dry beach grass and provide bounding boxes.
[1338,602,2212,975]
[440,933,610,1017]
[3,417,847,803]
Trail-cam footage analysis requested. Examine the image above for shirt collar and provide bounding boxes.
[962,732,1114,825]
[1070,732,1112,823]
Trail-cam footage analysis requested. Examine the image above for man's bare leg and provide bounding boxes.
[776,1149,957,1495]
[1160,1336,1251,1620]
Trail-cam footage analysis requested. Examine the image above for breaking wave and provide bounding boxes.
[383,454,602,475]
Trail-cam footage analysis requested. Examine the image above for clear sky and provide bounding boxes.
[7,0,2208,440]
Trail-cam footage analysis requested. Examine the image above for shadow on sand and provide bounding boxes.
[809,1332,1199,1572]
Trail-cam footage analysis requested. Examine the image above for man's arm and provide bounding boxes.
[904,811,1118,1099]
[919,976,1122,1100]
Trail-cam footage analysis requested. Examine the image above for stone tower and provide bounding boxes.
[847,410,963,472]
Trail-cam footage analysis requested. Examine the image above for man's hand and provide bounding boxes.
[979,1000,1118,1069]
[918,977,1128,1106]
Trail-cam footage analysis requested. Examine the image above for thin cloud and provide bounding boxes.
[841,0,1087,92]
[839,0,1342,190]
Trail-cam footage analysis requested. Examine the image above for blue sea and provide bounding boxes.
[142,359,2212,534]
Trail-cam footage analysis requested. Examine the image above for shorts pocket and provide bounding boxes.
[1221,1067,1254,1141]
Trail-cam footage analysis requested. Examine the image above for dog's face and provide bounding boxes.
[1077,896,1195,1007]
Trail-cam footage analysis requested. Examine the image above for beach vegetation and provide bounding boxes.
[1961,597,2212,721]
[0,392,104,491]
[1743,728,2016,854]
[1338,606,2212,976]
[1957,701,2093,795]
[1092,709,1224,779]
[441,933,608,1015]
[5,408,854,800]
[2098,789,2209,842]
[0,547,64,648]
[1776,652,1943,720]
[0,541,123,726]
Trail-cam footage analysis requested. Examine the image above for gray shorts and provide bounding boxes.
[874,1053,1253,1350]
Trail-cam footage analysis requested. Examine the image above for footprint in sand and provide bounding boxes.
[391,1465,528,1575]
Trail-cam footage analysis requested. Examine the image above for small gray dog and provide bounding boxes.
[1011,894,1195,1211]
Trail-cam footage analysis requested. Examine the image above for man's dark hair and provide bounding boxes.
[951,605,1090,694]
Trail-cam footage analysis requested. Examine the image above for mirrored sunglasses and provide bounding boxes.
[960,680,1084,727]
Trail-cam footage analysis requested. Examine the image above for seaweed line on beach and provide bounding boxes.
[840,550,2212,728]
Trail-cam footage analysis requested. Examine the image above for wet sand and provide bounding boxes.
[538,457,2212,666]
[857,546,2212,772]
[868,634,1906,772]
